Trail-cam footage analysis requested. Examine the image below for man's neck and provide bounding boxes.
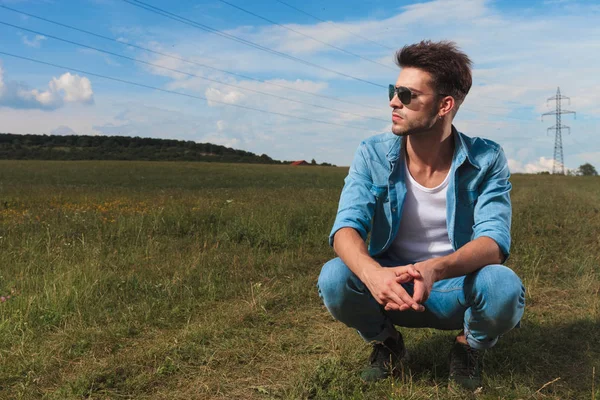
[405,122,455,178]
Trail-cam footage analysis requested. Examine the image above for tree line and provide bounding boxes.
[0,133,334,166]
[537,163,598,176]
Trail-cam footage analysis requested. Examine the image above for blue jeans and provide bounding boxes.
[317,257,526,350]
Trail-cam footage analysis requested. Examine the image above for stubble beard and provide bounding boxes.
[391,111,439,137]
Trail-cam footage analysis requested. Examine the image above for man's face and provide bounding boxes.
[390,67,441,137]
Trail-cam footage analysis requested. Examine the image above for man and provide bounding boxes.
[317,40,525,388]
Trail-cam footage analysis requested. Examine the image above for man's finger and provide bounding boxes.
[412,281,428,307]
[395,273,412,284]
[392,265,421,279]
[406,265,422,278]
[384,290,408,310]
[390,284,423,311]
[384,302,411,312]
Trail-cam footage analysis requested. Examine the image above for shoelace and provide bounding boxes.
[450,344,480,377]
[369,343,387,364]
[369,341,401,365]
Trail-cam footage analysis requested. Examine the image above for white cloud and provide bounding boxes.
[205,87,245,106]
[76,48,121,67]
[543,0,573,4]
[200,133,240,148]
[508,156,556,174]
[21,34,47,48]
[0,63,94,110]
[399,0,488,23]
[49,73,94,104]
[571,151,600,167]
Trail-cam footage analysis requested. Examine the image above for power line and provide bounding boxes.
[0,51,382,131]
[121,0,387,89]
[270,1,540,112]
[460,107,538,122]
[0,4,382,111]
[466,91,535,110]
[122,0,539,122]
[454,119,537,127]
[462,99,525,111]
[0,4,539,123]
[0,21,389,123]
[274,0,539,111]
[273,0,394,51]
[468,92,529,106]
[49,2,539,118]
[215,0,395,70]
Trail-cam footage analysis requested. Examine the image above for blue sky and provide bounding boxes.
[0,0,599,171]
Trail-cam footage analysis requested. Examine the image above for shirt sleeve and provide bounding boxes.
[328,143,377,247]
[472,146,512,259]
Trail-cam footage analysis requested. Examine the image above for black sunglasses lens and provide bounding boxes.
[399,87,411,105]
[388,85,412,105]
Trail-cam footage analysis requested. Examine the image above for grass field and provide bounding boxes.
[0,160,599,399]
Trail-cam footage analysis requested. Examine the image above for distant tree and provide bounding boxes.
[578,163,598,176]
[537,171,550,175]
[566,169,578,176]
[311,158,317,165]
[260,153,273,162]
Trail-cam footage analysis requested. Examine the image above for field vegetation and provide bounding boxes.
[0,160,598,399]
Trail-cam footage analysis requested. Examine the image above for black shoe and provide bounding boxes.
[448,340,484,390]
[360,331,407,382]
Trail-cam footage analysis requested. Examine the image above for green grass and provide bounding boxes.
[0,160,598,399]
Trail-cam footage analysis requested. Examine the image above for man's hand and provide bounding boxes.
[411,258,447,304]
[385,258,446,312]
[411,262,438,304]
[362,265,425,312]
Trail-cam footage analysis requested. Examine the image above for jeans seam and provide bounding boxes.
[430,287,463,293]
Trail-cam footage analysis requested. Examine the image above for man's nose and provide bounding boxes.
[390,94,403,109]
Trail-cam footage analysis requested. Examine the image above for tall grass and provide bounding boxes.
[0,161,598,399]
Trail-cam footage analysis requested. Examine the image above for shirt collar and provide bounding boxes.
[453,125,480,170]
[385,134,402,162]
[385,125,480,170]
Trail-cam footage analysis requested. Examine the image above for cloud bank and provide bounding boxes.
[0,63,94,110]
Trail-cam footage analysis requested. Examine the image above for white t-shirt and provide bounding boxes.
[386,159,455,263]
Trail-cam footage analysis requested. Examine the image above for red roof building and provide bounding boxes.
[291,160,309,166]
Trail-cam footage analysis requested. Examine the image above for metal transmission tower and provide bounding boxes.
[541,87,576,175]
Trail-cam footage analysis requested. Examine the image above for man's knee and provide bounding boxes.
[468,264,526,324]
[475,264,524,301]
[317,257,367,318]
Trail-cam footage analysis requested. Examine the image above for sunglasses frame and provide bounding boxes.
[388,85,414,105]
[388,84,449,105]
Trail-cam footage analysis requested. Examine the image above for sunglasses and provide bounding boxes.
[388,84,447,105]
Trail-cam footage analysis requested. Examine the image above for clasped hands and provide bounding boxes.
[362,260,440,313]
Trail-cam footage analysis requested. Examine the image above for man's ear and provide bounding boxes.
[439,95,455,118]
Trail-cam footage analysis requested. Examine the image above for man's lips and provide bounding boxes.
[392,114,403,121]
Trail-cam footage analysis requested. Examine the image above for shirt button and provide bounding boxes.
[392,208,396,212]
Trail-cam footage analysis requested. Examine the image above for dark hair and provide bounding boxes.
[395,40,472,105]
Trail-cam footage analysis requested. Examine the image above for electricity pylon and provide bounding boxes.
[541,87,576,175]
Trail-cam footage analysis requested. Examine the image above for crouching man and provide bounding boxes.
[318,40,525,389]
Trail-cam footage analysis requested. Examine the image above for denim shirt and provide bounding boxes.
[329,126,512,259]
